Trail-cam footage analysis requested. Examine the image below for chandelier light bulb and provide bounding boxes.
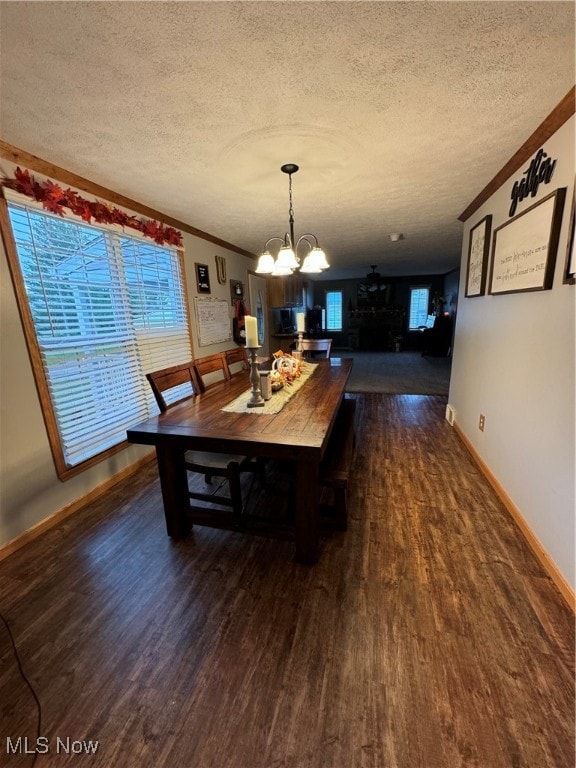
[271,264,293,277]
[276,245,299,270]
[300,254,322,274]
[255,251,275,274]
[309,246,329,270]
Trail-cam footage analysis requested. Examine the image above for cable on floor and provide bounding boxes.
[0,611,42,768]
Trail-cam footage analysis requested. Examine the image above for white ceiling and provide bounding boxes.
[1,1,574,280]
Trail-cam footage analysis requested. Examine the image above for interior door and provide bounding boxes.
[248,271,270,358]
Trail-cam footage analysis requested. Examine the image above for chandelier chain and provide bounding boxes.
[288,173,295,233]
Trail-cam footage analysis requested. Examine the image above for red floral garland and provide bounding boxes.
[2,167,183,247]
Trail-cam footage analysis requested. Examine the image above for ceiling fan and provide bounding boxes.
[366,265,385,292]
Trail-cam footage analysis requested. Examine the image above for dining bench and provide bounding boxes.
[320,397,357,530]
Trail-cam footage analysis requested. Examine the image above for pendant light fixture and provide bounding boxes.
[255,164,329,276]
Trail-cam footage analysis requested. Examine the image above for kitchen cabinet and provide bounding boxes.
[267,275,305,307]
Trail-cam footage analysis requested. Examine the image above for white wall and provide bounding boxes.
[0,162,256,546]
[181,231,255,360]
[449,116,575,590]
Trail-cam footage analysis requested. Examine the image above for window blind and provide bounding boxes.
[325,291,342,331]
[409,287,430,329]
[7,200,191,469]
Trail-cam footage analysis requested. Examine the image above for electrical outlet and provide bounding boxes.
[479,414,485,432]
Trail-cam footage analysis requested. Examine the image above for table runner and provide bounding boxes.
[221,362,318,414]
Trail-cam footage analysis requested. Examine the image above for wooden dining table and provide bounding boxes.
[127,357,353,563]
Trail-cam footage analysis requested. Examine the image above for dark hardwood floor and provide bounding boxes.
[0,394,573,767]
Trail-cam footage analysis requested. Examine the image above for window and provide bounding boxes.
[4,197,192,478]
[408,286,430,330]
[325,291,342,331]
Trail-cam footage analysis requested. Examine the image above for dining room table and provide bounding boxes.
[127,357,353,563]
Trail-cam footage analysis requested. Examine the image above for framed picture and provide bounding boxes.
[489,187,566,295]
[563,180,575,284]
[465,214,492,297]
[195,263,211,293]
[230,279,244,303]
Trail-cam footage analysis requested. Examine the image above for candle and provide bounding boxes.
[296,312,305,333]
[245,315,258,347]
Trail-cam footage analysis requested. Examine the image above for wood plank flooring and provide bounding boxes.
[0,394,573,768]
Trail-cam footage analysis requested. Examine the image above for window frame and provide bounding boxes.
[325,290,343,332]
[0,192,193,480]
[408,285,431,330]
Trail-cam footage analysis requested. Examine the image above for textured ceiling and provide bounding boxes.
[0,1,574,280]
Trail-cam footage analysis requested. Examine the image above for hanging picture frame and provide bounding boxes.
[489,188,566,295]
[563,180,575,284]
[230,279,244,304]
[465,214,492,297]
[195,263,211,293]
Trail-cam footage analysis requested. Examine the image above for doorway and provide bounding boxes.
[248,272,270,358]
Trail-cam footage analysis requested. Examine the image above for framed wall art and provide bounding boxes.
[563,180,575,284]
[489,187,566,295]
[195,263,211,294]
[230,279,244,303]
[194,298,232,346]
[465,214,492,297]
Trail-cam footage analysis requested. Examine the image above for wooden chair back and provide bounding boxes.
[193,352,231,392]
[224,347,249,377]
[146,362,201,413]
[300,339,332,359]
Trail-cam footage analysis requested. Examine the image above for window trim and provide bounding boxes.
[0,192,192,480]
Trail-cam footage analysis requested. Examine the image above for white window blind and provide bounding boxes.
[409,286,430,329]
[7,200,191,469]
[325,291,342,331]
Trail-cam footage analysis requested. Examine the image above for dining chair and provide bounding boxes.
[192,352,231,392]
[146,362,255,530]
[224,347,250,378]
[224,347,271,378]
[299,338,332,359]
[146,361,202,410]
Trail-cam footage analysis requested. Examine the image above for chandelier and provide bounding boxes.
[255,163,330,276]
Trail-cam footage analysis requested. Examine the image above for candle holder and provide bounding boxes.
[297,332,304,353]
[246,347,265,408]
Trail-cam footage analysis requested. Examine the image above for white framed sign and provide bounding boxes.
[489,188,566,295]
